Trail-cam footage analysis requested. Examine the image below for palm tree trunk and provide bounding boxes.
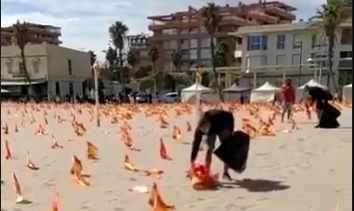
[210,35,224,102]
[20,47,32,98]
[119,49,125,91]
[327,35,338,95]
[153,63,157,94]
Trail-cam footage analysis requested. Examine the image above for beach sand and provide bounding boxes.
[1,102,352,211]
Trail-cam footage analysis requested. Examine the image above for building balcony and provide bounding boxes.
[220,16,250,26]
[148,20,200,31]
[11,72,27,78]
[248,11,279,24]
[264,6,296,20]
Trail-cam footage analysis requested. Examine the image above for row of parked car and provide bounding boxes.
[135,92,180,103]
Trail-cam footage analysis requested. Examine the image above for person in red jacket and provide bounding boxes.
[280,79,296,122]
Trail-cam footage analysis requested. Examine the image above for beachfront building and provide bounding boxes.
[126,33,151,68]
[147,1,297,83]
[1,22,62,46]
[1,43,91,100]
[230,20,352,90]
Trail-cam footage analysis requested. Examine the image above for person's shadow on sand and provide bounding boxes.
[221,178,290,192]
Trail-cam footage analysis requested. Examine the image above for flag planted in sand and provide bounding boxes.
[160,138,172,160]
[87,141,98,160]
[26,151,39,170]
[4,140,12,160]
[12,172,30,204]
[148,182,175,211]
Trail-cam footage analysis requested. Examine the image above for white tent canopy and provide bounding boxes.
[298,79,327,90]
[223,83,251,101]
[223,83,251,92]
[181,82,218,103]
[182,82,212,92]
[250,82,279,103]
[342,83,352,103]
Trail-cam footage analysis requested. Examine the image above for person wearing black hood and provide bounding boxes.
[303,85,340,128]
[190,109,250,181]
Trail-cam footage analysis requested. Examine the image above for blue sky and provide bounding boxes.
[1,0,325,60]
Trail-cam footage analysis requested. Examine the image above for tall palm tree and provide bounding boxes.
[310,0,349,94]
[105,47,117,72]
[201,3,224,101]
[127,50,139,90]
[171,49,183,72]
[149,46,159,93]
[170,49,184,91]
[88,50,97,66]
[13,21,32,97]
[127,50,138,69]
[109,21,128,88]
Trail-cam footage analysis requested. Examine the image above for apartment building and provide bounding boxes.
[1,43,91,99]
[231,20,352,89]
[126,33,151,68]
[147,1,297,76]
[1,22,62,46]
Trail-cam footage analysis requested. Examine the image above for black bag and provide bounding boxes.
[214,130,250,173]
[319,103,341,128]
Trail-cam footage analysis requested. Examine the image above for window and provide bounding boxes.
[292,54,301,65]
[276,55,286,65]
[247,35,267,50]
[6,60,13,74]
[68,59,72,75]
[340,51,352,58]
[32,59,40,73]
[293,34,302,48]
[200,49,211,59]
[277,34,286,49]
[190,49,198,59]
[200,38,210,48]
[180,39,189,49]
[341,28,352,45]
[19,62,25,74]
[190,39,198,48]
[249,56,267,67]
[55,81,60,96]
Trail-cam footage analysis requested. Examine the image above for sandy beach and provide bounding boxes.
[1,102,352,211]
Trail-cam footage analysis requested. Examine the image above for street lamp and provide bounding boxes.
[93,61,101,127]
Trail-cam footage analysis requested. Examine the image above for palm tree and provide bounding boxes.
[127,50,138,69]
[109,21,128,88]
[149,46,159,93]
[13,21,32,97]
[88,50,97,66]
[171,50,183,72]
[215,42,228,67]
[201,3,223,101]
[105,47,117,72]
[170,49,184,91]
[310,0,349,94]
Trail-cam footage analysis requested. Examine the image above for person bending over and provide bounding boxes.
[190,109,234,180]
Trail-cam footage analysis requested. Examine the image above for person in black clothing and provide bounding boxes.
[304,85,339,128]
[191,109,235,180]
